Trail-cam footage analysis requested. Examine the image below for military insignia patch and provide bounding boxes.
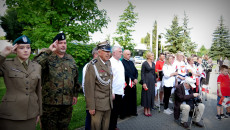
[22,36,27,43]
[91,59,98,65]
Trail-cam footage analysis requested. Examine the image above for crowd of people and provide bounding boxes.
[0,33,229,130]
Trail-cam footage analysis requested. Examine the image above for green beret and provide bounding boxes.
[53,33,66,42]
[13,35,31,45]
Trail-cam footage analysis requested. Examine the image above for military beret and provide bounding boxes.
[53,33,66,42]
[13,35,31,45]
[97,41,111,52]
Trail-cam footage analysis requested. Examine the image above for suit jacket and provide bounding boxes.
[0,55,42,120]
[174,83,194,120]
[84,56,113,111]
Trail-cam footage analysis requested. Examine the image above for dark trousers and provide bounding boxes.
[120,85,137,118]
[163,87,172,109]
[41,104,73,130]
[85,110,91,130]
[109,94,122,130]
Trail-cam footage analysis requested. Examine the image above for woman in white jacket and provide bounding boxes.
[162,55,178,115]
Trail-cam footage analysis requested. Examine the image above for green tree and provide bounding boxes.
[0,8,25,42]
[141,32,150,47]
[164,15,183,53]
[6,0,109,49]
[141,21,161,56]
[67,42,96,67]
[197,45,209,57]
[113,1,138,51]
[182,12,197,55]
[209,16,230,58]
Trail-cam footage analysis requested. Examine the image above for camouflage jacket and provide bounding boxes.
[34,49,80,105]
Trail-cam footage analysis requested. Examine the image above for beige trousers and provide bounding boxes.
[91,109,111,130]
[180,103,205,123]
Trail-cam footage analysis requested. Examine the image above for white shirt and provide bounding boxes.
[173,60,186,82]
[162,64,176,87]
[183,84,190,104]
[186,64,197,81]
[110,56,125,95]
[197,64,203,78]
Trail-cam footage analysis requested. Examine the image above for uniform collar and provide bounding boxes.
[50,52,71,60]
[99,57,106,64]
[13,57,34,74]
[17,57,29,65]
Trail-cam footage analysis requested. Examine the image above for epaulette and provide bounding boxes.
[91,59,97,65]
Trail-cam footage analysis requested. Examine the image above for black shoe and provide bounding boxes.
[180,122,189,129]
[216,114,221,120]
[192,121,204,127]
[221,114,228,119]
[226,112,230,116]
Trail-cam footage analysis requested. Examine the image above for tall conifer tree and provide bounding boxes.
[210,16,230,58]
[164,15,183,53]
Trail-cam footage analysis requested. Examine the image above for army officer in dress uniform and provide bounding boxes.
[0,35,42,130]
[84,41,113,130]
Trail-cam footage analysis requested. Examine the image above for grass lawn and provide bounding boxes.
[0,70,143,130]
[0,77,6,100]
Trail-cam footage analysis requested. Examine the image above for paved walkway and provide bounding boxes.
[77,70,230,130]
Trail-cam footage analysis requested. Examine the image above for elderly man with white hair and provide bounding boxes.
[174,77,205,129]
[109,46,125,130]
[120,50,138,119]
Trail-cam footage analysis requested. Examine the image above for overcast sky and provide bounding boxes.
[91,0,230,50]
[1,0,230,51]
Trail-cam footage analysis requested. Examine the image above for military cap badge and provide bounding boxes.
[97,41,111,52]
[13,35,31,45]
[53,33,66,42]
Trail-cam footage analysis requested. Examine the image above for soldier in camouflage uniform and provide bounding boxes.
[34,33,80,130]
[84,41,113,130]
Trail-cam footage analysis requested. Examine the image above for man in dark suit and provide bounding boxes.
[120,50,138,119]
[174,77,205,129]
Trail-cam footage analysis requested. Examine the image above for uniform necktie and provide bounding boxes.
[22,61,28,70]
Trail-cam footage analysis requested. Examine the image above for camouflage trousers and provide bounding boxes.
[41,104,73,130]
